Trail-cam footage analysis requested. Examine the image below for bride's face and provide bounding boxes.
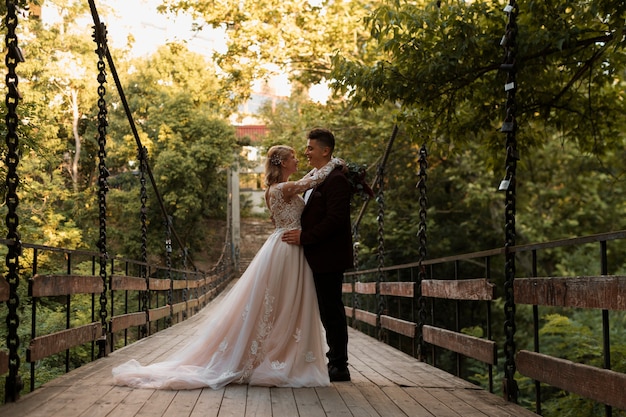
[283,152,298,176]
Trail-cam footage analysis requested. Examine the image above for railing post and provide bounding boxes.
[416,144,428,361]
[4,0,25,402]
[498,0,520,403]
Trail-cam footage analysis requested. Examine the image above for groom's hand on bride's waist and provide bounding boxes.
[282,230,301,245]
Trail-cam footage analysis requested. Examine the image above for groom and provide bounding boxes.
[282,127,353,382]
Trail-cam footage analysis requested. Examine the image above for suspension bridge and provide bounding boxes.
[2,1,625,416]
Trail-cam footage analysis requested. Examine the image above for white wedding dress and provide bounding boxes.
[112,160,340,390]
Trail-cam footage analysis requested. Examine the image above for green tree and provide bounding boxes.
[158,0,383,105]
[332,0,626,156]
[105,45,238,261]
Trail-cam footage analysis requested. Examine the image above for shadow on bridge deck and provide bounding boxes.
[0,281,538,417]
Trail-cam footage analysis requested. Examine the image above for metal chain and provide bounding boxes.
[375,165,386,341]
[499,0,519,403]
[92,21,110,358]
[4,0,24,402]
[138,146,149,335]
[165,215,173,326]
[416,145,428,361]
[139,146,148,264]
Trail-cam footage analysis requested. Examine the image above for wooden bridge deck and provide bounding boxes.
[0,282,538,417]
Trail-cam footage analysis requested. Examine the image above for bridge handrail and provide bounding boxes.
[345,230,626,277]
[0,240,235,394]
[343,228,626,413]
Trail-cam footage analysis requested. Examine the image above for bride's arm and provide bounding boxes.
[279,158,344,198]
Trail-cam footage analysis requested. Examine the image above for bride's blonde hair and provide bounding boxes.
[264,145,295,187]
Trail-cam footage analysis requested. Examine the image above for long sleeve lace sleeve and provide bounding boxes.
[278,158,343,198]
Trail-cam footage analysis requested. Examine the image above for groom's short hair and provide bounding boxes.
[307,128,335,153]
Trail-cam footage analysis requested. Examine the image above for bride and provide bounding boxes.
[112,145,343,389]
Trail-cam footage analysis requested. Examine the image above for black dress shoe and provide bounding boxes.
[329,366,351,382]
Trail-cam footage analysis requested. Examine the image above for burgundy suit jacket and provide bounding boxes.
[300,166,354,274]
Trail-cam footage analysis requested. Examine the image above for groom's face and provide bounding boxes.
[305,139,330,170]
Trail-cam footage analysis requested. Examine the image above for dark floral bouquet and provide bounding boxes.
[344,162,375,202]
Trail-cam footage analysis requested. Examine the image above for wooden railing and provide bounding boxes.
[0,240,235,395]
[343,230,626,414]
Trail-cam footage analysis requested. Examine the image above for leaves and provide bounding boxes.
[332,0,626,154]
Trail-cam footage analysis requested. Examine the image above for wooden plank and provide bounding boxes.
[106,388,155,417]
[188,279,203,289]
[348,343,398,387]
[515,276,626,310]
[148,278,170,291]
[452,387,539,417]
[380,315,416,338]
[422,325,497,365]
[172,301,186,314]
[270,387,299,416]
[334,382,382,417]
[354,309,377,326]
[292,387,326,417]
[0,278,9,301]
[135,390,176,417]
[110,312,146,333]
[28,322,102,362]
[163,389,201,417]
[355,282,376,295]
[0,350,8,375]
[219,385,248,417]
[316,386,352,416]
[517,349,626,410]
[245,386,272,417]
[30,274,104,297]
[172,279,187,290]
[0,385,69,416]
[380,282,414,298]
[42,383,105,417]
[148,305,171,322]
[349,384,407,417]
[72,387,129,416]
[342,283,352,293]
[381,386,434,416]
[348,333,419,388]
[189,388,223,417]
[414,386,484,417]
[422,279,495,301]
[403,386,463,417]
[111,275,146,291]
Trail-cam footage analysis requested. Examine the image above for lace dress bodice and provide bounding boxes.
[269,188,306,231]
[267,158,341,231]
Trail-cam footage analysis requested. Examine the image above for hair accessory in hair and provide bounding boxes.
[270,153,282,166]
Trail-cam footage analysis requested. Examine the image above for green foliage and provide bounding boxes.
[101,44,238,260]
[159,0,383,105]
[332,0,626,156]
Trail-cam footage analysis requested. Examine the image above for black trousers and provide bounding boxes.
[312,271,349,369]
